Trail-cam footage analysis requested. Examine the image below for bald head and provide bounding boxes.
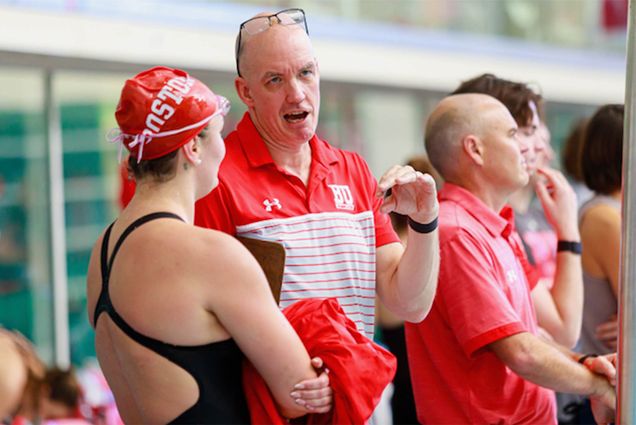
[425,94,508,180]
[236,11,313,78]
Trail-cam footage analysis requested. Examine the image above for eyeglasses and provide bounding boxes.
[235,8,309,77]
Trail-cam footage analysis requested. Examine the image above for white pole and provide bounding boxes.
[618,0,636,421]
[45,70,70,368]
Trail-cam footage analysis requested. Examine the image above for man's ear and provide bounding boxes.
[235,76,254,108]
[463,134,485,166]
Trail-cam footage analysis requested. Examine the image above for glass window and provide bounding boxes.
[54,71,125,364]
[354,89,427,177]
[544,100,597,168]
[0,67,55,363]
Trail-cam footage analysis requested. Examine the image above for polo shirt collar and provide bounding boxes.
[440,183,513,238]
[236,113,275,168]
[235,112,338,170]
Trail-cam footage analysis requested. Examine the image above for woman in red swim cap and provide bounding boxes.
[87,66,331,424]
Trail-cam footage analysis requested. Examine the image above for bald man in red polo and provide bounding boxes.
[405,93,616,425]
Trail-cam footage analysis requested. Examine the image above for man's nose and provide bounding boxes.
[286,79,305,103]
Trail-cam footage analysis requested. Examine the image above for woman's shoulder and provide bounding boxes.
[580,201,621,228]
[174,226,263,276]
[580,195,620,220]
[184,225,249,254]
[580,201,621,248]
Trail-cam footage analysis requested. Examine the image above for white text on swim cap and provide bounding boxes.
[143,76,195,135]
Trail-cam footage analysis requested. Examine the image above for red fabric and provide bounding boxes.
[522,229,558,283]
[405,184,556,425]
[194,113,399,248]
[242,298,396,424]
[518,242,541,289]
[602,0,628,31]
[501,205,541,290]
[118,160,135,209]
[10,417,28,425]
[115,66,221,160]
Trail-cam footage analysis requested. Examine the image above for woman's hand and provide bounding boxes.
[289,357,333,413]
[596,316,618,351]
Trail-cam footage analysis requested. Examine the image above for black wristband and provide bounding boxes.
[577,353,598,364]
[408,216,438,234]
[557,240,582,254]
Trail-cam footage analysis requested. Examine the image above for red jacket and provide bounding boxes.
[243,298,396,424]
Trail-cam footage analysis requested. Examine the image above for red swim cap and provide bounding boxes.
[110,66,229,162]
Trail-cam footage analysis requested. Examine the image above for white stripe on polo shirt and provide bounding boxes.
[236,211,377,338]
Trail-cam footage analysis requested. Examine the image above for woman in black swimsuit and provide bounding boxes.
[86,66,331,424]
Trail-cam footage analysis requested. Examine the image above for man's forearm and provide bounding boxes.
[378,229,439,323]
[491,332,613,402]
[374,165,440,322]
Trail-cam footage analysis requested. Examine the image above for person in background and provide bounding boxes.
[405,93,616,425]
[579,105,623,354]
[561,117,593,208]
[0,328,45,425]
[452,73,582,349]
[39,367,91,425]
[88,66,331,424]
[571,104,624,424]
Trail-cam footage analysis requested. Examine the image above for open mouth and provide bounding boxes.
[284,111,309,123]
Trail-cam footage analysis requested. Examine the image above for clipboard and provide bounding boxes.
[236,236,285,303]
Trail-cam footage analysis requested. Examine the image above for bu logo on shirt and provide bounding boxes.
[328,184,355,211]
[263,198,282,212]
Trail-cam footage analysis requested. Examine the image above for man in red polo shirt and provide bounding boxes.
[405,93,616,424]
[194,8,440,340]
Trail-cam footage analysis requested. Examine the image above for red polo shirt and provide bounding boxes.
[405,183,556,424]
[194,113,399,338]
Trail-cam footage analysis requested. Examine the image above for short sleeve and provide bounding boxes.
[438,233,528,357]
[353,154,399,247]
[194,179,236,235]
[372,192,400,248]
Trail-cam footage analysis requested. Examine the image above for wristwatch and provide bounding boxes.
[557,240,582,255]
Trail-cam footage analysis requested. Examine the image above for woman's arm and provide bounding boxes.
[580,204,621,351]
[580,204,621,296]
[199,232,331,418]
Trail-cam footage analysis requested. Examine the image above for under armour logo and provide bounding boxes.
[263,198,282,212]
[328,184,355,210]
